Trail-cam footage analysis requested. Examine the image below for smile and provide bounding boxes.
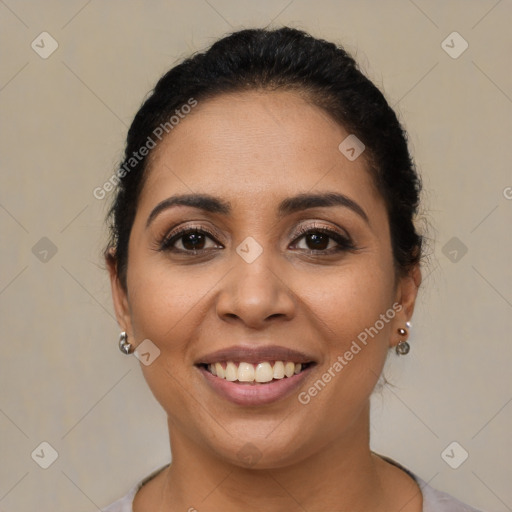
[202,360,312,384]
[197,361,315,406]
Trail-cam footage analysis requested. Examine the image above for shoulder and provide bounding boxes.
[417,475,483,512]
[377,454,483,512]
[102,481,139,512]
[379,455,483,512]
[102,463,170,512]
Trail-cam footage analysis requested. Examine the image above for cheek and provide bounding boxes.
[125,265,209,425]
[308,256,396,341]
[298,257,396,399]
[127,263,211,354]
[124,256,225,409]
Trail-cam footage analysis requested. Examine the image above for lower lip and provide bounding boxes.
[197,365,313,406]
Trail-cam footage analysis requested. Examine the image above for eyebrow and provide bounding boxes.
[146,191,369,228]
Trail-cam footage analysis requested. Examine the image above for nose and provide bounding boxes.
[215,249,297,329]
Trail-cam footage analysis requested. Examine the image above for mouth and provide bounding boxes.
[197,360,315,385]
[194,345,318,406]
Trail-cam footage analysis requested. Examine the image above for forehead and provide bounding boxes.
[138,90,382,215]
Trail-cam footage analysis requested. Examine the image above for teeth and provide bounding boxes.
[214,362,225,379]
[255,362,273,382]
[238,362,255,382]
[206,361,306,383]
[225,362,237,381]
[284,361,295,377]
[273,361,285,379]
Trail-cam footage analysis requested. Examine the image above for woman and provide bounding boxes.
[103,27,482,511]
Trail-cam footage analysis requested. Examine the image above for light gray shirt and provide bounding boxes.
[103,459,483,512]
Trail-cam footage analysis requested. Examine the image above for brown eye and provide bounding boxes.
[300,232,331,251]
[180,231,208,251]
[160,227,222,253]
[291,225,356,254]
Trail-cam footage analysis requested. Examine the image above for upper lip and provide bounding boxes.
[195,345,317,365]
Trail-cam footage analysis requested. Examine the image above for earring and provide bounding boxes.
[395,327,410,355]
[118,331,134,355]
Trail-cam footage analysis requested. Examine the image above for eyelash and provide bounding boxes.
[157,222,356,255]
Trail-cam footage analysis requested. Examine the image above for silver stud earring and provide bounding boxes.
[118,331,134,355]
[395,327,410,355]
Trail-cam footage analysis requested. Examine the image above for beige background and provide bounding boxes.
[1,1,511,510]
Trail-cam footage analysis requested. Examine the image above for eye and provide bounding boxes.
[158,227,222,253]
[291,223,356,253]
[157,223,356,255]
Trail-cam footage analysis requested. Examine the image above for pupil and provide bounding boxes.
[307,233,328,250]
[183,233,205,250]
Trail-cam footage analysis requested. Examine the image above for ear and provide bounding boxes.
[106,248,133,337]
[390,263,422,348]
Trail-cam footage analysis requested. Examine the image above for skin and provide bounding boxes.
[107,90,423,511]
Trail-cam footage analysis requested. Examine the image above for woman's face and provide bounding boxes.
[109,90,419,468]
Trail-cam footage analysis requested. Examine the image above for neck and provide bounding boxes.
[160,403,392,512]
